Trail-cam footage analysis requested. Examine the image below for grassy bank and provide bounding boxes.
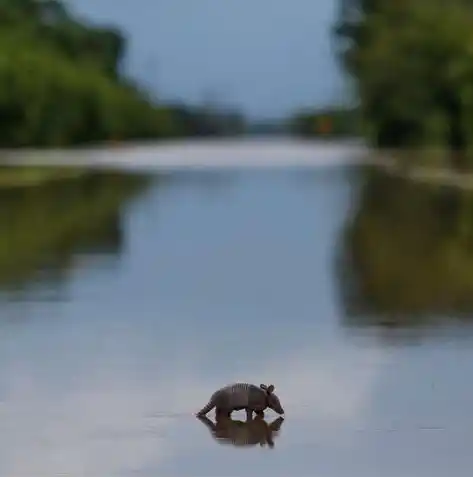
[0,166,88,188]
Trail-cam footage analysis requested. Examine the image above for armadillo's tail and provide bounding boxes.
[196,398,215,417]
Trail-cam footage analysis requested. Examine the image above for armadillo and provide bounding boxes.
[196,383,285,420]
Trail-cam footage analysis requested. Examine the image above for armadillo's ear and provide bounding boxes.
[267,384,275,393]
[260,384,268,391]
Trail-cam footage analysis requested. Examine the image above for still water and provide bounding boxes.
[0,161,472,476]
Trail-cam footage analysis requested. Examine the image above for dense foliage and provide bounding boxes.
[0,0,244,147]
[335,0,473,162]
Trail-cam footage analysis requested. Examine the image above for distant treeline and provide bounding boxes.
[289,107,362,138]
[166,103,247,137]
[0,0,245,148]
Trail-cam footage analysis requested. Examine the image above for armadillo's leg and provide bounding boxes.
[255,410,265,418]
[246,409,253,421]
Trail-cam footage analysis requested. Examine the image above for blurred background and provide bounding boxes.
[0,1,472,476]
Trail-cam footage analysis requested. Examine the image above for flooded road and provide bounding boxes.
[0,144,472,476]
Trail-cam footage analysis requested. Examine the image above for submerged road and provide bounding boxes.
[0,137,368,171]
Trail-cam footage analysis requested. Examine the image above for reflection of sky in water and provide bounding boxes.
[0,167,472,476]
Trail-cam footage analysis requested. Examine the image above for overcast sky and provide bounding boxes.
[67,0,345,119]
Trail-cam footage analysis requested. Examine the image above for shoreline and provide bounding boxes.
[0,138,368,171]
[373,152,473,191]
[0,139,472,192]
[0,166,88,188]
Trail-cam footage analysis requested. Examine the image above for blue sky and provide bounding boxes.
[67,0,345,119]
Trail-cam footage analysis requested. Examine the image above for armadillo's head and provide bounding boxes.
[260,384,285,415]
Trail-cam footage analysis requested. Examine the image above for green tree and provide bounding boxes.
[0,0,212,146]
[334,0,473,164]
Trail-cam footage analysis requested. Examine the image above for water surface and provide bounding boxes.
[0,160,472,477]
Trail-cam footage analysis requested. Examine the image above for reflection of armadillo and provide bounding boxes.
[197,414,285,448]
[196,383,285,420]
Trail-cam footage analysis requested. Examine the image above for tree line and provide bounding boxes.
[334,0,473,167]
[0,0,245,148]
[289,106,361,138]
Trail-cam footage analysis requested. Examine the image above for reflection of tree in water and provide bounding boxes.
[337,165,473,335]
[0,170,150,298]
[197,415,284,449]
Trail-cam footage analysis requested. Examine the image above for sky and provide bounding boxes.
[66,0,345,119]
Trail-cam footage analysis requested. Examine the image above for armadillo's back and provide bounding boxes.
[221,382,255,408]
